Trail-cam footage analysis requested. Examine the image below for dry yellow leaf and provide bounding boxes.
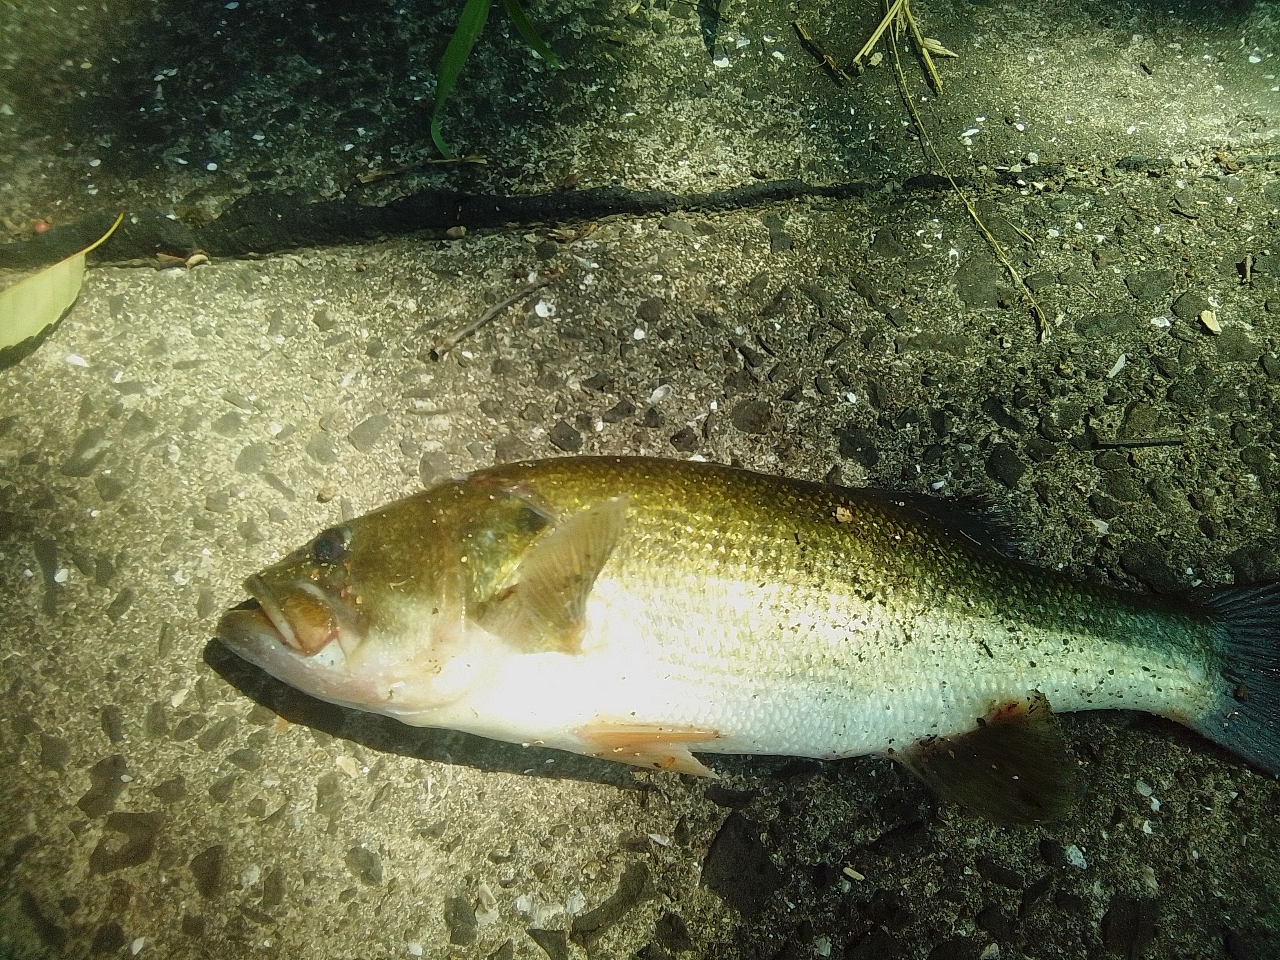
[0,212,123,369]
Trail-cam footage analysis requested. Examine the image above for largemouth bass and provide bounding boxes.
[218,456,1280,822]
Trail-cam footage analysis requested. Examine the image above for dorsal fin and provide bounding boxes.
[895,692,1079,824]
[855,489,1023,560]
[477,497,629,653]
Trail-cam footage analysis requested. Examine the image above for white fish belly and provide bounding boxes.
[432,572,1213,764]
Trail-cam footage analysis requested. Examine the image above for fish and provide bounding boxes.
[217,456,1280,823]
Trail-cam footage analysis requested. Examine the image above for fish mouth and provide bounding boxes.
[218,579,388,715]
[217,595,290,660]
[242,574,301,649]
[218,575,344,658]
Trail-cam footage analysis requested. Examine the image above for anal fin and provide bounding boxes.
[576,721,721,777]
[895,692,1079,824]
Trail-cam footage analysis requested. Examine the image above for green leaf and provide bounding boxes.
[431,0,494,158]
[501,0,562,68]
[0,212,123,370]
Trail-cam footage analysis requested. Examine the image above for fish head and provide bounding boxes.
[217,493,492,722]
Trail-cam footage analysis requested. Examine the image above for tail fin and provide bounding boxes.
[1193,582,1280,777]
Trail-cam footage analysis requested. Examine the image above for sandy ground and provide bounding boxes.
[1,0,1279,957]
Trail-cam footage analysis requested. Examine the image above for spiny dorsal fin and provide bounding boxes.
[477,496,628,653]
[855,488,1023,560]
[896,692,1079,824]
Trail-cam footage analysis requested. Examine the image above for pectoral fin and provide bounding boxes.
[576,721,721,777]
[477,496,628,654]
[895,692,1079,824]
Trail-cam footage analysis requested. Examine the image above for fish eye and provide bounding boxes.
[312,526,351,565]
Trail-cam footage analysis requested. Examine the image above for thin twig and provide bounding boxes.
[430,272,560,360]
[852,0,905,66]
[1092,437,1185,449]
[899,0,943,93]
[887,20,1049,341]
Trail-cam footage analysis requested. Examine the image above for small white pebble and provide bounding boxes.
[406,944,423,958]
[534,299,555,319]
[88,158,101,167]
[1107,353,1126,378]
[334,755,361,778]
[1150,797,1161,813]
[632,328,646,340]
[1142,820,1153,834]
[225,0,240,7]
[814,937,832,957]
[205,161,218,172]
[130,937,145,955]
[1135,780,1152,797]
[771,50,785,61]
[648,384,672,404]
[1141,865,1159,893]
[53,567,70,584]
[713,55,731,68]
[979,944,1001,960]
[65,354,88,367]
[1065,844,1088,869]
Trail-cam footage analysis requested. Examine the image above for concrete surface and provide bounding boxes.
[1,0,1279,957]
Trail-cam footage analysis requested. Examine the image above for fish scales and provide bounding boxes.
[219,456,1280,822]
[463,458,1212,753]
